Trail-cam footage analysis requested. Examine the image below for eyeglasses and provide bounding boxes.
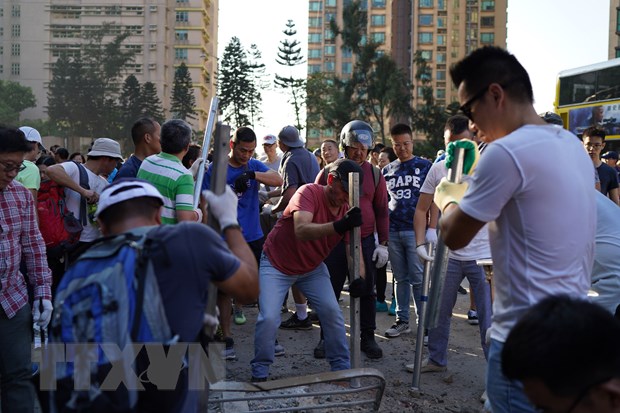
[459,81,514,121]
[0,161,26,173]
[583,142,603,149]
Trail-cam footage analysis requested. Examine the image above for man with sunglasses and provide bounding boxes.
[0,126,52,413]
[435,46,596,412]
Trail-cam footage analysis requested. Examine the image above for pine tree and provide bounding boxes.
[170,62,197,121]
[119,75,143,132]
[141,82,165,123]
[218,37,253,128]
[275,20,306,131]
[246,44,268,127]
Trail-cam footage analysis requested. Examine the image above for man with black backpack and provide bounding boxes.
[0,126,52,413]
[50,179,259,412]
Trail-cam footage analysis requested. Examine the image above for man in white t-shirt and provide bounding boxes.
[435,47,595,412]
[408,115,492,375]
[47,138,122,261]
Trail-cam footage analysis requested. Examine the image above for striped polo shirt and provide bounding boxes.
[137,152,195,224]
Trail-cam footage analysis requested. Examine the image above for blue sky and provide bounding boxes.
[218,0,610,142]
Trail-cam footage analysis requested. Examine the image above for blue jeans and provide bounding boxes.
[428,259,492,366]
[0,304,34,413]
[251,254,350,378]
[486,339,537,413]
[388,230,424,324]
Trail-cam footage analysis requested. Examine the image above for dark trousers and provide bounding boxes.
[0,304,35,413]
[375,263,388,302]
[323,235,377,333]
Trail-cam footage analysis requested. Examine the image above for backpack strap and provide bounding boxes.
[74,161,90,226]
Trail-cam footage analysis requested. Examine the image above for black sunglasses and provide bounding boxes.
[459,81,515,122]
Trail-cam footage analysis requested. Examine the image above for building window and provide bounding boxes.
[437,34,446,45]
[437,17,446,28]
[324,61,335,72]
[342,62,352,74]
[616,48,620,58]
[372,0,386,8]
[438,0,446,10]
[175,48,188,60]
[176,11,188,22]
[417,86,430,97]
[308,48,322,58]
[309,1,322,12]
[342,48,353,58]
[419,14,433,26]
[11,5,20,17]
[419,0,433,7]
[481,16,494,27]
[0,65,3,74]
[436,88,446,99]
[451,30,459,42]
[371,15,386,26]
[11,63,20,76]
[437,52,446,63]
[436,70,446,80]
[325,29,335,41]
[480,32,495,44]
[324,45,335,55]
[308,64,321,74]
[481,0,495,11]
[309,33,322,43]
[371,32,385,44]
[325,13,336,23]
[0,8,3,17]
[11,44,20,56]
[326,0,337,6]
[12,25,20,38]
[418,32,433,44]
[420,50,433,60]
[617,9,620,32]
[175,30,188,41]
[0,46,2,55]
[309,17,322,27]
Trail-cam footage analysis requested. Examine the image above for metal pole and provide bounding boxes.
[348,172,361,387]
[193,96,219,209]
[411,243,433,390]
[203,123,231,337]
[425,147,465,329]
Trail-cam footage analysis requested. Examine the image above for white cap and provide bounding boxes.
[19,126,44,148]
[95,179,164,219]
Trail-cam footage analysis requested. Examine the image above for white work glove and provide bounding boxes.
[194,208,203,222]
[202,306,220,337]
[189,158,204,180]
[416,244,434,262]
[258,190,270,204]
[434,177,469,212]
[261,204,274,215]
[372,244,389,268]
[425,228,438,245]
[33,299,53,330]
[202,186,239,230]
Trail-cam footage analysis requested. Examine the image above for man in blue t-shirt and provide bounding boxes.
[203,126,282,357]
[115,117,161,180]
[382,123,432,339]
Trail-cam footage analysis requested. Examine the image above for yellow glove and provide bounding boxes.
[434,177,469,212]
[445,139,480,175]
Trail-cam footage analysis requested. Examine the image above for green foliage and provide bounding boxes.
[171,62,197,121]
[0,80,36,125]
[218,37,265,128]
[119,75,143,133]
[246,44,268,127]
[141,82,165,124]
[46,24,137,138]
[275,20,306,131]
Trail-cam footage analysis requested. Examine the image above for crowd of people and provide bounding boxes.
[0,45,619,413]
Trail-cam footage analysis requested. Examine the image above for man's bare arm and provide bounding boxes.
[438,204,486,250]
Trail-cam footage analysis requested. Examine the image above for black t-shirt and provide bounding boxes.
[597,162,619,197]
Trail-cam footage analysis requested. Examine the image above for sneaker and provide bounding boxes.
[308,311,320,324]
[342,283,350,292]
[233,307,247,325]
[313,339,325,359]
[279,312,312,330]
[388,300,396,316]
[423,330,429,346]
[405,359,447,373]
[376,300,388,312]
[274,340,285,357]
[480,390,488,403]
[458,285,467,295]
[251,376,267,383]
[360,330,383,359]
[467,309,479,325]
[385,321,411,338]
[222,337,237,361]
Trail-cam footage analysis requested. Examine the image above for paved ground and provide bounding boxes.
[218,269,488,412]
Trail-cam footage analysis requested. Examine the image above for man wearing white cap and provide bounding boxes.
[16,126,44,203]
[47,137,122,260]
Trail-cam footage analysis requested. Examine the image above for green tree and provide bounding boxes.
[47,24,137,138]
[171,62,197,121]
[246,44,268,127]
[141,82,165,123]
[119,75,143,133]
[0,80,36,125]
[306,73,357,135]
[218,37,253,128]
[275,20,306,131]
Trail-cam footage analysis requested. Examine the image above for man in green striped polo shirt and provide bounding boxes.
[137,119,201,224]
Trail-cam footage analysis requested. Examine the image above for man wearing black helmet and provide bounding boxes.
[313,120,389,359]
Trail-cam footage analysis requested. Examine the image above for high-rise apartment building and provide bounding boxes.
[0,0,218,134]
[307,0,507,145]
[610,0,620,59]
